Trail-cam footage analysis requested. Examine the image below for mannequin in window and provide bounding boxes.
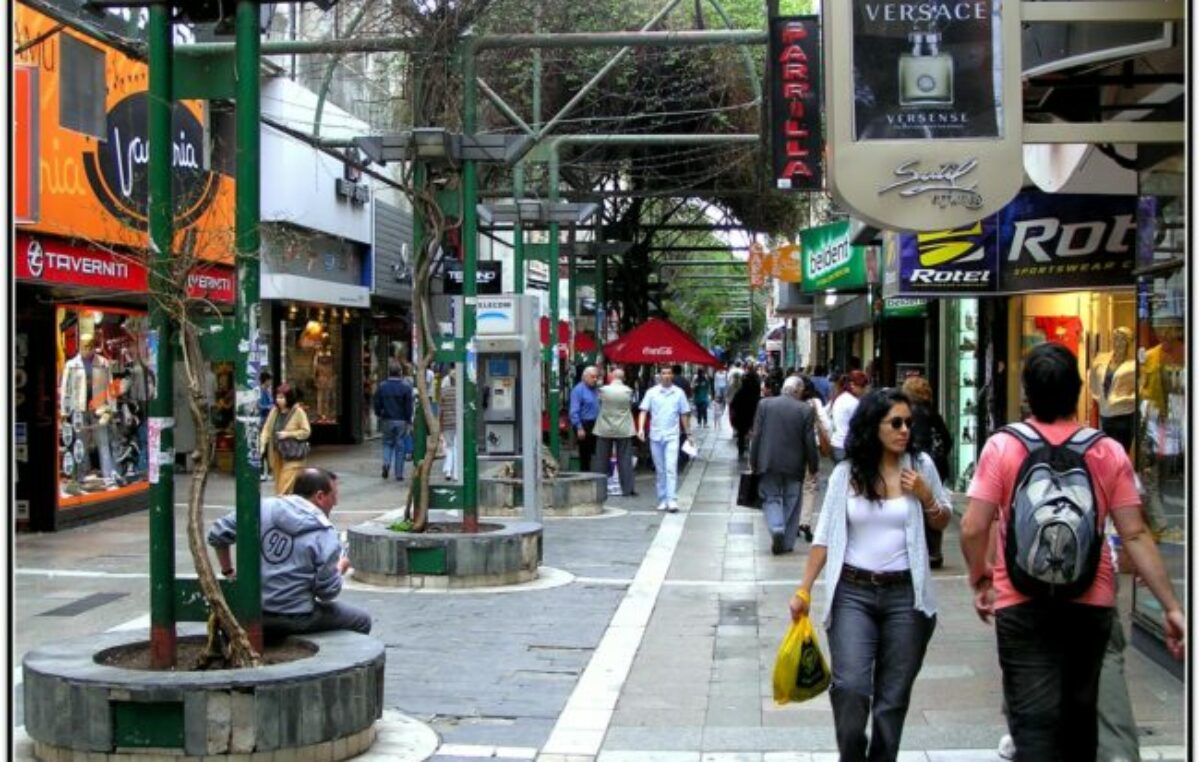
[60,333,119,490]
[1138,321,1184,538]
[314,333,336,422]
[1088,327,1136,450]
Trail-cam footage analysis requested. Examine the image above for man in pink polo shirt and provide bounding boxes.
[961,342,1184,762]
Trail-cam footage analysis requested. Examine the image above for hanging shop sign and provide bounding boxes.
[443,260,503,295]
[799,221,869,293]
[894,191,1138,295]
[822,0,1024,232]
[748,242,768,288]
[16,233,237,303]
[882,297,928,318]
[769,16,823,191]
[770,243,803,283]
[14,5,235,262]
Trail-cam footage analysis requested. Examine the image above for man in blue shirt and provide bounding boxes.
[637,365,691,512]
[570,366,601,473]
[373,360,414,480]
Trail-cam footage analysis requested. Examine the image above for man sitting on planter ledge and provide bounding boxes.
[208,467,372,641]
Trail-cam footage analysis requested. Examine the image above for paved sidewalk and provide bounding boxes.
[12,428,1185,761]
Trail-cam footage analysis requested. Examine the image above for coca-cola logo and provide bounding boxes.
[82,93,220,232]
[642,346,673,356]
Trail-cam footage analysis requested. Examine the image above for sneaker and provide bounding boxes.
[667,501,679,513]
[770,532,786,555]
[799,524,814,544]
[998,734,1016,760]
[656,502,668,512]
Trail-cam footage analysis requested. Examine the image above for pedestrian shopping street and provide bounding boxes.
[13,427,1185,761]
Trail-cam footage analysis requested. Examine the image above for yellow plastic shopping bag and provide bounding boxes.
[772,613,832,705]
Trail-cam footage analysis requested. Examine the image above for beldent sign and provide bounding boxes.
[822,0,1024,232]
[893,191,1137,295]
[769,16,823,191]
[16,234,236,304]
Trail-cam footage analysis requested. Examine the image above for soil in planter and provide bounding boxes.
[97,635,317,671]
[387,521,506,534]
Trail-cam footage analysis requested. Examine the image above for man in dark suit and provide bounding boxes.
[749,375,819,554]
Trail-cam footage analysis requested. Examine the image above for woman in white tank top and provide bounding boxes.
[789,388,952,762]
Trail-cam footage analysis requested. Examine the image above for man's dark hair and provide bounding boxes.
[814,364,827,377]
[259,370,272,384]
[293,468,336,500]
[671,364,684,375]
[1022,342,1082,423]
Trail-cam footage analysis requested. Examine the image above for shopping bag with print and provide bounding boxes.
[772,613,831,704]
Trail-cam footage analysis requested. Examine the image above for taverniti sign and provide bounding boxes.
[894,191,1138,295]
[769,16,823,191]
[16,234,236,304]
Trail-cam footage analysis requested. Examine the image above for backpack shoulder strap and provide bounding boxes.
[999,422,1044,453]
[1063,426,1106,456]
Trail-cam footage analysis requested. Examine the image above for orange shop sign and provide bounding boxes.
[13,4,235,263]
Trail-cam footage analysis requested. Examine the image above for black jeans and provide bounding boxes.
[996,601,1113,762]
[828,576,936,762]
[577,420,597,473]
[263,601,373,643]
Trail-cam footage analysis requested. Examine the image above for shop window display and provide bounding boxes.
[56,305,153,507]
[944,298,979,491]
[281,309,342,424]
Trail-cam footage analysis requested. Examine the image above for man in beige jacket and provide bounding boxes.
[593,368,637,496]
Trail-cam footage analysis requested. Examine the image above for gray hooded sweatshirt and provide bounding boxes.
[207,494,343,615]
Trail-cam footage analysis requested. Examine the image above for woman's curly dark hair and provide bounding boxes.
[845,388,916,501]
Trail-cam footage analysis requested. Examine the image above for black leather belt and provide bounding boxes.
[841,564,912,587]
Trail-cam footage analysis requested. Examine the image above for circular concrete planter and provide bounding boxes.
[22,625,384,761]
[348,520,543,588]
[480,472,606,517]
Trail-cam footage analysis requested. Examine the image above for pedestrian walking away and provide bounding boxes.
[828,370,868,463]
[790,388,951,762]
[749,376,819,555]
[637,365,691,512]
[439,369,458,480]
[208,467,371,641]
[798,375,833,543]
[592,368,637,496]
[901,375,952,568]
[373,360,414,481]
[729,367,761,460]
[570,365,602,473]
[258,370,274,482]
[692,368,711,427]
[961,342,1185,762]
[259,383,311,496]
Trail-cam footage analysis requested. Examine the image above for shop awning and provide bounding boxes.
[602,318,721,367]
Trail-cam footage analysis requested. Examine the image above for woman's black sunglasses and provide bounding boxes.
[886,416,914,431]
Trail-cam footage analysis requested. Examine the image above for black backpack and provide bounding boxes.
[1001,423,1106,600]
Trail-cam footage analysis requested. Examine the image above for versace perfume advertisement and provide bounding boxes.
[851,0,1003,140]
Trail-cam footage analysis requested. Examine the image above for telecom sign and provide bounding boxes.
[895,191,1137,295]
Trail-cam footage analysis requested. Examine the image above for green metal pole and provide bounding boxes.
[513,163,525,293]
[462,40,480,532]
[147,1,176,669]
[233,0,263,651]
[548,146,562,463]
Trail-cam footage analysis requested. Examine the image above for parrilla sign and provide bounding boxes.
[895,192,1138,295]
[769,16,823,191]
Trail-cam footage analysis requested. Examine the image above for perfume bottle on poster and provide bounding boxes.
[898,32,954,107]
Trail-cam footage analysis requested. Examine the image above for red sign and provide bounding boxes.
[186,265,237,304]
[15,65,38,223]
[16,234,236,304]
[770,17,823,191]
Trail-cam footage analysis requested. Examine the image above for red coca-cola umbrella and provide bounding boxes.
[602,318,721,367]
